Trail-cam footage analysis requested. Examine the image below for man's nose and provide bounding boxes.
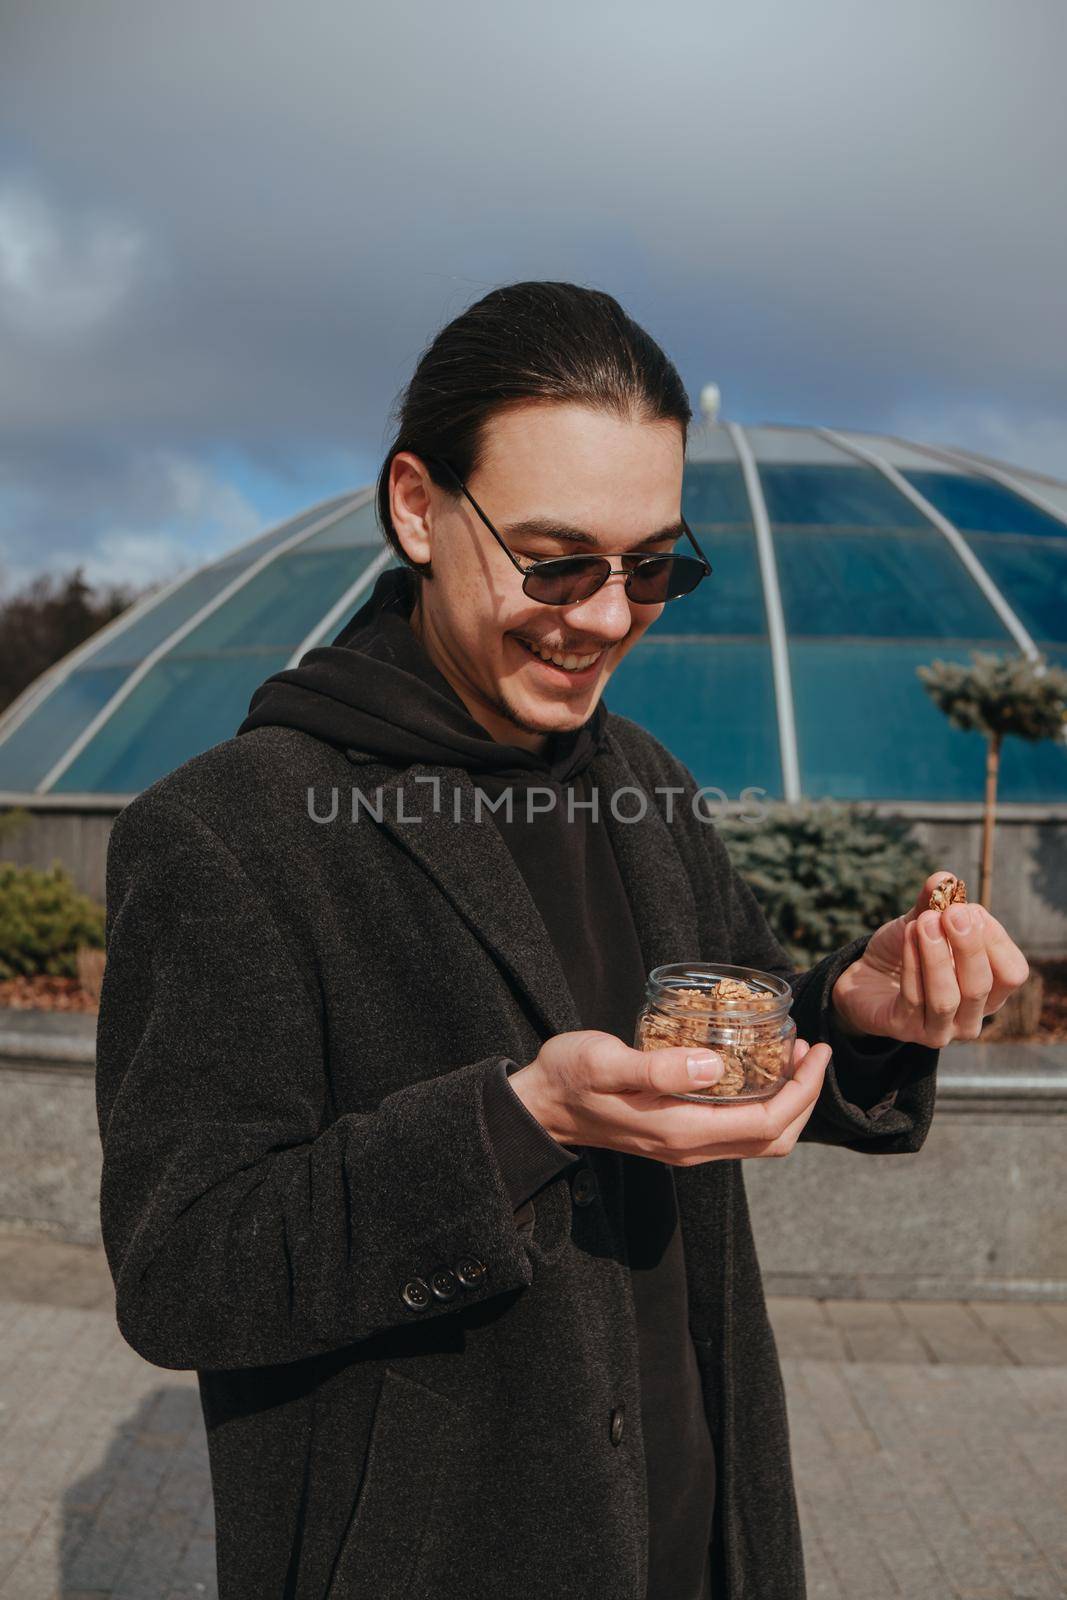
[561,570,647,639]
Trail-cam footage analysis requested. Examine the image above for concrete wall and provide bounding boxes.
[0,805,118,903]
[3,1023,1066,1300]
[0,1018,100,1245]
[899,807,1067,957]
[747,1065,1067,1303]
[2,799,1065,953]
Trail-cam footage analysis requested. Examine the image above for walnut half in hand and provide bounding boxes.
[929,875,968,912]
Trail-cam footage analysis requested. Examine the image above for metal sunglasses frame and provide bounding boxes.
[425,455,713,606]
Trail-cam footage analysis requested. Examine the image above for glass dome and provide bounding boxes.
[1,427,1065,804]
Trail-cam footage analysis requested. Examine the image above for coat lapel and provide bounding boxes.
[367,760,582,1040]
[354,729,702,1046]
[594,732,702,976]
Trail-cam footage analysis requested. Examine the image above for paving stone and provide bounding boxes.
[896,1298,1009,1364]
[1,1228,1066,1598]
[968,1300,1067,1366]
[0,1234,114,1312]
[821,1297,932,1363]
[766,1295,848,1361]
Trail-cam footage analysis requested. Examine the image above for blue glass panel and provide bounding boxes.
[0,666,132,792]
[86,501,363,669]
[962,534,1067,644]
[168,548,379,656]
[606,640,782,799]
[903,472,1067,537]
[645,529,766,637]
[88,569,249,668]
[681,463,752,526]
[759,465,928,528]
[53,652,293,795]
[790,641,1067,801]
[998,643,1067,801]
[776,530,1011,640]
[297,500,381,551]
[209,497,359,571]
[323,558,406,644]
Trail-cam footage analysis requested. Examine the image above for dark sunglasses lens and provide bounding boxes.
[523,556,611,604]
[627,555,706,603]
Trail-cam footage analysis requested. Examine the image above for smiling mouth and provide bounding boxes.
[514,637,608,674]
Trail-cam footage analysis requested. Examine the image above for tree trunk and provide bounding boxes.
[979,732,1001,907]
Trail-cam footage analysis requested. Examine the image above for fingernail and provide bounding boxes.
[922,918,945,941]
[687,1052,723,1081]
[947,904,972,932]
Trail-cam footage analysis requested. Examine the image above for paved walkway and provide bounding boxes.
[0,1231,1065,1599]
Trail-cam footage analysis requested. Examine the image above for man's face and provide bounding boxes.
[392,401,686,753]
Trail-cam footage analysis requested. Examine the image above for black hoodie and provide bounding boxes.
[237,563,717,1600]
[239,562,606,782]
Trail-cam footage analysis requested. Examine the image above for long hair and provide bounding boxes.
[376,281,691,576]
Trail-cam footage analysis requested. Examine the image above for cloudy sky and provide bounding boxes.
[1,0,1064,595]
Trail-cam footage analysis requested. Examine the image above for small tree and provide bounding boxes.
[917,650,1067,907]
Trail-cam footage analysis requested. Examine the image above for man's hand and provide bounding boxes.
[831,868,1031,1049]
[509,1032,832,1166]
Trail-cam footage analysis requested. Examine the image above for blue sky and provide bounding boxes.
[1,0,1064,596]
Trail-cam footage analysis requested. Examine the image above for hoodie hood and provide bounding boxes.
[235,563,609,784]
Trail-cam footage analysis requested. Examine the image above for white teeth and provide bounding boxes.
[523,639,601,671]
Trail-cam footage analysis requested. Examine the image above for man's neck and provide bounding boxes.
[407,590,549,756]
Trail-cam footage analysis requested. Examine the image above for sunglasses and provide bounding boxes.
[425,456,712,607]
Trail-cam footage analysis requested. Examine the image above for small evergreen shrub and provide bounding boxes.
[0,861,106,979]
[716,800,934,967]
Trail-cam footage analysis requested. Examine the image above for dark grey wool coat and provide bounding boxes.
[95,711,938,1600]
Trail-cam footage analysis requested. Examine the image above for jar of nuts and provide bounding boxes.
[634,962,797,1104]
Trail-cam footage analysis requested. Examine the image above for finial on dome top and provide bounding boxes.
[699,383,721,424]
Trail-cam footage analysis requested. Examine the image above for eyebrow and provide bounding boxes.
[498,517,686,551]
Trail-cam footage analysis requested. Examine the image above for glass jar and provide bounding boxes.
[634,962,797,1104]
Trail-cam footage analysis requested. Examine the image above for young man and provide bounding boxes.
[96,282,1028,1600]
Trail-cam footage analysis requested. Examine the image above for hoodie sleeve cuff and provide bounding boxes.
[482,1059,582,1212]
[825,1005,912,1113]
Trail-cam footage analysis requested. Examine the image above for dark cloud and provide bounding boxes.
[1,0,1064,586]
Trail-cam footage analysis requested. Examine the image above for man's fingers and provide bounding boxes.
[684,1041,832,1161]
[916,909,962,1046]
[694,1040,831,1147]
[623,1024,816,1103]
[622,1042,727,1098]
[901,919,924,1010]
[591,1036,831,1164]
[940,901,994,1038]
[979,908,1031,1013]
[751,1084,822,1156]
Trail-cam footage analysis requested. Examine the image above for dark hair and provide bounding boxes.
[375,281,692,576]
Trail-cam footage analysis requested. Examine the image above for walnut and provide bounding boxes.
[929,875,968,912]
[636,975,789,1099]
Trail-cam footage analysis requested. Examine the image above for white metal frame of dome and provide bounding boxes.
[683,421,1067,800]
[0,427,1065,805]
[816,429,1041,660]
[38,491,389,794]
[0,488,388,803]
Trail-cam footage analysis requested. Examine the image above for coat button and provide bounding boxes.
[401,1277,431,1311]
[429,1267,458,1301]
[572,1167,598,1207]
[610,1404,626,1446]
[455,1256,487,1288]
